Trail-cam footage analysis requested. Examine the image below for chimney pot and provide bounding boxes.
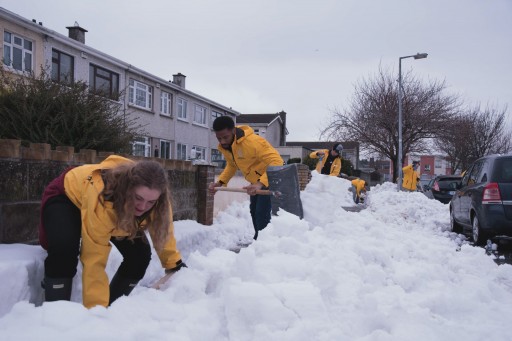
[66,24,88,44]
[172,73,186,88]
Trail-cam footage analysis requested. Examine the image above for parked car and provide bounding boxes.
[449,154,512,245]
[423,175,462,204]
[419,174,433,191]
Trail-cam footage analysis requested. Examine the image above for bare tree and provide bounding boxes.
[434,114,472,174]
[436,103,510,174]
[321,66,459,182]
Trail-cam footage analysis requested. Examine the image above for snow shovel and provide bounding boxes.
[214,164,304,219]
[150,271,177,290]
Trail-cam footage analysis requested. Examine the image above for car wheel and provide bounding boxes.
[472,215,487,246]
[450,208,462,233]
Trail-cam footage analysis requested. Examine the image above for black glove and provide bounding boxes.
[165,259,187,274]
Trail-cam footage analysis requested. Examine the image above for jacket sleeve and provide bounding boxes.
[80,202,113,308]
[154,205,182,269]
[309,151,319,159]
[217,150,237,185]
[254,139,284,186]
[329,158,342,176]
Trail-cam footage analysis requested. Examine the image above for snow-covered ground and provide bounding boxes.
[1,172,512,341]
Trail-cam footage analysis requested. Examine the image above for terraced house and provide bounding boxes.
[0,7,239,164]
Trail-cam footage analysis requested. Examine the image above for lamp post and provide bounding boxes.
[397,52,428,191]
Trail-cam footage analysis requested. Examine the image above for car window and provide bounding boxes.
[461,166,472,186]
[437,179,461,190]
[492,157,512,183]
[468,160,484,185]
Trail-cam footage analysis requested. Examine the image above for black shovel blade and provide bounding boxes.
[267,164,304,219]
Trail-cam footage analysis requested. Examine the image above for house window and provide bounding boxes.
[160,91,172,116]
[211,149,223,161]
[194,105,207,125]
[177,143,187,160]
[177,98,187,120]
[129,79,153,110]
[3,31,33,72]
[191,146,206,160]
[132,137,151,157]
[424,164,431,172]
[211,110,223,128]
[51,49,74,84]
[160,140,171,159]
[89,64,119,99]
[435,159,442,168]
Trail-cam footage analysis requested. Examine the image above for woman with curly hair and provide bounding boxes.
[39,155,186,308]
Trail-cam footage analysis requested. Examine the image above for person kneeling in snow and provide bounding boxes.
[39,155,186,308]
[310,143,343,177]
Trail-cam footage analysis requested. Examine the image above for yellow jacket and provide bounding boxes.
[64,155,182,308]
[310,149,342,176]
[351,178,367,197]
[402,164,420,191]
[217,125,284,187]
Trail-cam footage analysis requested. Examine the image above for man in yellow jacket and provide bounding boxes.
[351,178,368,204]
[209,116,284,239]
[402,160,421,191]
[310,143,343,176]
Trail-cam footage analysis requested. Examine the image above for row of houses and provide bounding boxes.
[1,6,362,171]
[1,7,240,164]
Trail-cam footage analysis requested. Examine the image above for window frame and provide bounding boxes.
[3,31,33,72]
[193,104,207,125]
[191,145,207,160]
[51,49,74,84]
[177,143,187,160]
[129,79,153,110]
[211,148,223,162]
[132,137,151,157]
[160,91,172,116]
[89,64,119,100]
[177,97,188,120]
[160,140,171,159]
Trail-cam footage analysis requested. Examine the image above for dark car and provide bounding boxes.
[449,154,512,245]
[423,175,462,204]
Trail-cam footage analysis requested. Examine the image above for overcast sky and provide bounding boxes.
[3,0,511,141]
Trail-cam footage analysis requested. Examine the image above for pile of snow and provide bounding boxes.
[1,172,511,340]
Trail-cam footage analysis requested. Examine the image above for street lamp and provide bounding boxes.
[397,52,428,191]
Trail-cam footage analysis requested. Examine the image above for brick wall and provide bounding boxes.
[0,139,215,244]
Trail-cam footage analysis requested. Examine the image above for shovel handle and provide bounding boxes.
[214,187,272,195]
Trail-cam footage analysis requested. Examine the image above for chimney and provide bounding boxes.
[278,111,287,146]
[172,73,186,88]
[66,22,87,44]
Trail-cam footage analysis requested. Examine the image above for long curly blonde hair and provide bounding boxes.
[101,160,171,251]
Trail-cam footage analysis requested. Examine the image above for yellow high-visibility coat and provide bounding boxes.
[217,125,284,187]
[310,149,342,176]
[64,155,182,308]
[402,164,420,191]
[351,178,367,198]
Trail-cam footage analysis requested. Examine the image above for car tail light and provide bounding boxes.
[482,182,502,202]
[433,181,440,191]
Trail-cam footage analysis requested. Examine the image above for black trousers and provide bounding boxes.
[43,195,151,280]
[249,194,272,239]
